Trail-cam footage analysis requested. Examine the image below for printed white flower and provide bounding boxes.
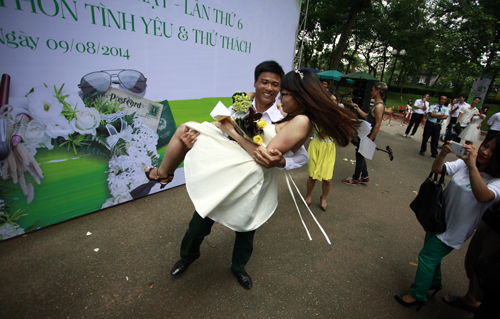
[102,122,161,209]
[101,198,115,209]
[0,223,25,240]
[27,86,64,124]
[71,107,100,135]
[22,133,53,157]
[5,97,30,121]
[45,115,74,139]
[113,194,133,204]
[22,119,46,145]
[108,175,130,197]
[64,92,86,111]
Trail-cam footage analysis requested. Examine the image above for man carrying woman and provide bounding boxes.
[146,62,358,289]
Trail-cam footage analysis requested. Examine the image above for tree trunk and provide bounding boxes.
[345,39,359,74]
[329,0,371,70]
[483,31,500,100]
[399,65,407,101]
[380,44,389,82]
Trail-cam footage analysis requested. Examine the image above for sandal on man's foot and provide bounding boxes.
[442,294,477,313]
[145,167,174,189]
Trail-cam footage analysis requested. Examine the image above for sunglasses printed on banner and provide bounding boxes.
[78,69,147,96]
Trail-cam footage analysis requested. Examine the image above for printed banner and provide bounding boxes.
[469,77,492,107]
[0,0,301,240]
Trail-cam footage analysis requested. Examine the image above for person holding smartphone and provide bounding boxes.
[396,136,500,311]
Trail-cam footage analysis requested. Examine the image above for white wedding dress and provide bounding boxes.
[184,122,280,232]
[459,115,484,143]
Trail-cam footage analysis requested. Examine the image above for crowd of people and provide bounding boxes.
[143,60,499,317]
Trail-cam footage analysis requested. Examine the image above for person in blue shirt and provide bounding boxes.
[419,96,449,158]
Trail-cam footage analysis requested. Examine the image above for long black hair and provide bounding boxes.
[279,69,358,147]
[479,135,500,178]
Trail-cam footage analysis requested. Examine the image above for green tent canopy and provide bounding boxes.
[317,70,354,84]
[341,71,379,81]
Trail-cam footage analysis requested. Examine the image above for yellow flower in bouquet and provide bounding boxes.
[256,120,267,129]
[253,135,263,145]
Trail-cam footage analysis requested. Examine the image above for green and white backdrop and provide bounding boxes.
[0,0,301,240]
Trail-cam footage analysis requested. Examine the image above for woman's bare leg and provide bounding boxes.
[305,176,316,205]
[320,179,331,207]
[146,123,194,181]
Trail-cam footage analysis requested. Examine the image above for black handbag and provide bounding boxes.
[410,165,447,234]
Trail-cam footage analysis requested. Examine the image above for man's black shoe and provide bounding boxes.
[232,270,252,289]
[431,154,438,158]
[419,152,425,156]
[171,259,192,276]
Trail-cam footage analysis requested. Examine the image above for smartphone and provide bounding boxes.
[449,141,465,156]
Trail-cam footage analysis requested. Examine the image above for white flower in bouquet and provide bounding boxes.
[63,92,86,111]
[6,97,30,119]
[70,107,100,135]
[102,120,161,209]
[0,222,25,240]
[27,86,64,124]
[108,174,131,197]
[130,168,149,187]
[114,156,134,171]
[45,115,74,139]
[22,119,46,145]
[112,193,133,205]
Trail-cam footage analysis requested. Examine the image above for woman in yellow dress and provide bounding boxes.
[304,126,336,211]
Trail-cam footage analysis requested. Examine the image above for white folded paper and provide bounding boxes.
[359,137,376,160]
[210,101,230,119]
[357,120,372,139]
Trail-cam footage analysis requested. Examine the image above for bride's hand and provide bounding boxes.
[218,118,237,136]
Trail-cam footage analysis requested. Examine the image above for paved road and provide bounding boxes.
[0,119,480,318]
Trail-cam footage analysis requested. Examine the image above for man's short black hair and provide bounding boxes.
[459,94,467,99]
[474,96,482,101]
[254,60,285,82]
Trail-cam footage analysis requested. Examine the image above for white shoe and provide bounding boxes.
[403,134,408,137]
[410,135,414,139]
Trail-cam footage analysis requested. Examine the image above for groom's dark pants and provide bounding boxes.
[179,211,255,275]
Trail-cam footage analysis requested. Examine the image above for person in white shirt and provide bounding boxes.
[486,111,500,142]
[168,61,307,289]
[396,136,500,310]
[402,100,413,126]
[446,95,464,137]
[161,63,358,290]
[455,97,481,143]
[404,93,429,138]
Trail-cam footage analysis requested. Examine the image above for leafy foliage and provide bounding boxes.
[295,0,500,95]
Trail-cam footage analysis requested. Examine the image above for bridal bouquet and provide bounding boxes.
[212,92,266,145]
[232,107,266,145]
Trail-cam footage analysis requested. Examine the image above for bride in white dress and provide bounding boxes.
[459,104,489,145]
[145,69,358,231]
